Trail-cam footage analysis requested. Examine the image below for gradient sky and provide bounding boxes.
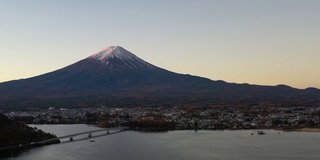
[1,0,320,89]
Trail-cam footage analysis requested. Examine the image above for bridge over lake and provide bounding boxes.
[0,127,128,152]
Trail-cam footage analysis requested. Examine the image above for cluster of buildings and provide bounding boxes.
[3,105,320,130]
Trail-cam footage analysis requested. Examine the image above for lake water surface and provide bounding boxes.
[4,124,320,160]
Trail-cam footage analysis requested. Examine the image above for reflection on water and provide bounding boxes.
[4,124,320,160]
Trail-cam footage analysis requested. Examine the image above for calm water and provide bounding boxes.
[4,124,320,160]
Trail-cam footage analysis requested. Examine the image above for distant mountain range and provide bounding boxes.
[0,46,319,109]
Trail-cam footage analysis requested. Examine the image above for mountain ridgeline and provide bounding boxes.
[0,46,319,108]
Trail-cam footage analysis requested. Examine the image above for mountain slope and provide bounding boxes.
[0,46,319,108]
[0,46,212,95]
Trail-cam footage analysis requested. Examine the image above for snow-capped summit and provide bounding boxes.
[88,46,154,70]
[89,46,121,60]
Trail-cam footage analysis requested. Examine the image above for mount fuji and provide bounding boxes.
[0,46,319,108]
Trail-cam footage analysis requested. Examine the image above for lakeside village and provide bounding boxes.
[2,105,320,131]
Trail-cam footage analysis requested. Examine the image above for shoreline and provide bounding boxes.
[274,127,320,132]
[291,128,320,132]
[30,124,320,133]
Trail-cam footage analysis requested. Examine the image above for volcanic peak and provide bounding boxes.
[88,46,154,69]
[89,46,120,60]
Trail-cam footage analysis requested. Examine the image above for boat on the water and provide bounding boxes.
[257,131,266,135]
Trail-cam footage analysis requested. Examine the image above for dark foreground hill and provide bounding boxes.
[0,113,58,157]
[0,46,319,109]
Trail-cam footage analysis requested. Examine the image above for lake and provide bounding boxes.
[3,124,320,160]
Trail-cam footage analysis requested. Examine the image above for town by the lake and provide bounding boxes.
[2,105,320,131]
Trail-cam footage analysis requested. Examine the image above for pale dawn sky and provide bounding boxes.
[1,0,319,89]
